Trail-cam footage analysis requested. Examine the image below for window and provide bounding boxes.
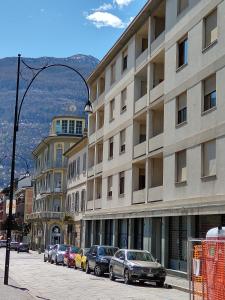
[119,171,125,195]
[121,88,127,112]
[111,62,116,85]
[109,99,115,122]
[76,121,83,135]
[122,48,128,72]
[56,120,61,134]
[177,92,187,125]
[109,137,114,159]
[202,140,216,177]
[54,173,62,191]
[81,190,86,212]
[72,193,75,211]
[120,129,126,154]
[141,80,147,97]
[142,38,148,52]
[69,120,75,134]
[77,157,80,176]
[139,169,145,190]
[204,9,217,49]
[176,150,187,183]
[56,144,62,167]
[75,192,79,213]
[177,36,188,68]
[62,120,68,133]
[83,153,87,172]
[108,176,113,198]
[140,124,146,143]
[203,74,216,112]
[177,0,188,15]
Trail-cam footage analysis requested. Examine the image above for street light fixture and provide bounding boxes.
[4,54,92,285]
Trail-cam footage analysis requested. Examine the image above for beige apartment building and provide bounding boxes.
[28,116,85,250]
[83,0,225,273]
[64,137,88,247]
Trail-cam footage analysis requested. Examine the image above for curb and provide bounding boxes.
[169,283,189,293]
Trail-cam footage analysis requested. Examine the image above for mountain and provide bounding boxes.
[0,54,99,188]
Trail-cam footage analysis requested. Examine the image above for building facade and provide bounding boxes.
[84,0,225,273]
[64,137,88,247]
[28,116,85,250]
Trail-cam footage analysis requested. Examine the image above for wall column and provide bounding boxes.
[143,217,152,252]
[161,217,169,268]
[112,219,118,247]
[128,219,134,249]
[99,219,105,244]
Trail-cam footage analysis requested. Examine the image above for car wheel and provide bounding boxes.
[67,261,70,268]
[86,262,90,274]
[109,267,115,281]
[156,280,165,288]
[44,256,46,262]
[74,262,77,269]
[81,263,85,271]
[94,265,102,277]
[55,257,59,265]
[124,269,132,285]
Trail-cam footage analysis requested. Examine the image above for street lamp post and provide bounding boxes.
[4,54,92,285]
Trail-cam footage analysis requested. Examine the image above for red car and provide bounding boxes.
[63,246,79,268]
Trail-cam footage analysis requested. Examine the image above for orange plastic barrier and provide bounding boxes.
[192,241,225,300]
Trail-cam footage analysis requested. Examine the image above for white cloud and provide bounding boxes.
[93,3,113,12]
[40,8,45,13]
[113,0,133,8]
[86,11,125,28]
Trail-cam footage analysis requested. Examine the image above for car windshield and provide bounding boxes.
[58,245,67,251]
[127,251,155,262]
[84,248,90,255]
[98,247,118,256]
[70,246,79,253]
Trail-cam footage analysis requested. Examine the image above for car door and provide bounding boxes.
[51,245,57,261]
[76,249,82,268]
[117,250,125,277]
[111,251,121,276]
[89,246,97,270]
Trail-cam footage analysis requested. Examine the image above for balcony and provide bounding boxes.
[88,166,94,177]
[135,94,147,114]
[149,133,164,153]
[89,132,95,145]
[151,31,165,56]
[148,186,163,202]
[136,48,148,71]
[86,200,93,210]
[27,211,65,220]
[95,198,102,209]
[96,127,103,140]
[95,162,103,174]
[134,141,146,158]
[150,81,164,103]
[133,189,146,204]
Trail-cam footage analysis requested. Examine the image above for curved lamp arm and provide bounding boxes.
[16,60,92,130]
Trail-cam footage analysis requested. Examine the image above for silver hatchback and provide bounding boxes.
[50,244,68,265]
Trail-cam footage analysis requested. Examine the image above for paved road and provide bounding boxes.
[0,249,188,300]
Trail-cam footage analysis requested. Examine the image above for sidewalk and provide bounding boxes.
[166,274,189,293]
[0,268,34,300]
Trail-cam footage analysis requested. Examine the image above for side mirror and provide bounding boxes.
[92,252,96,256]
[119,256,124,260]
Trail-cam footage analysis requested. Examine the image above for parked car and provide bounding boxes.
[17,242,29,253]
[51,244,68,265]
[0,240,7,248]
[109,249,166,286]
[86,245,119,276]
[74,248,90,271]
[63,246,79,268]
[10,241,19,250]
[44,245,54,262]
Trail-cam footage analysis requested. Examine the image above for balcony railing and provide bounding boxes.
[133,141,146,158]
[136,48,148,70]
[149,133,164,153]
[27,211,65,220]
[133,189,146,204]
[135,94,147,114]
[148,185,163,202]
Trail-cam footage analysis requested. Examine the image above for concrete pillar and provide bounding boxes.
[91,220,95,245]
[81,220,86,248]
[99,219,105,245]
[187,215,195,239]
[128,219,134,249]
[112,219,118,247]
[143,217,152,252]
[145,159,149,203]
[161,217,169,268]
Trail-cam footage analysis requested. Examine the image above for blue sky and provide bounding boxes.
[0,0,147,60]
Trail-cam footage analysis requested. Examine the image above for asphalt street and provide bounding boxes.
[0,249,189,300]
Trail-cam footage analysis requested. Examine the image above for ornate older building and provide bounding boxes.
[28,116,85,250]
